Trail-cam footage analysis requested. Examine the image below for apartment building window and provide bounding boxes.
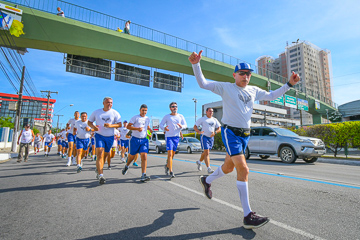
[290,53,297,58]
[290,59,297,63]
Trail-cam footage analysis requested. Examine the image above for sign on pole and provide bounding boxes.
[315,100,321,110]
[270,95,284,106]
[297,98,309,111]
[152,119,159,131]
[284,95,297,108]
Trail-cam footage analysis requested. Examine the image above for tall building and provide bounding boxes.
[256,41,333,104]
[0,92,56,128]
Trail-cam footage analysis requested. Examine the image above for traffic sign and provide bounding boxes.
[284,95,297,108]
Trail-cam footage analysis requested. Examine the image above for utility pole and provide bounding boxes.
[11,66,26,152]
[264,109,267,126]
[192,98,197,138]
[41,90,58,134]
[54,114,63,133]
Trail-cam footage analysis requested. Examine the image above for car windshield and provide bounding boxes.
[273,128,299,137]
[187,138,200,143]
[157,134,165,140]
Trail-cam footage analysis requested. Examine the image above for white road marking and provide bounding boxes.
[154,175,326,240]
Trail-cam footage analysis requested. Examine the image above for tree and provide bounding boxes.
[329,110,342,122]
[0,116,14,128]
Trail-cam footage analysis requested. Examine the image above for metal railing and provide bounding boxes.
[6,0,337,108]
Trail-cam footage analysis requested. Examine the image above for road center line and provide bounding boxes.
[153,175,326,240]
[149,154,360,189]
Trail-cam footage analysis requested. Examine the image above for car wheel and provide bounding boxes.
[279,146,297,163]
[245,147,250,160]
[187,147,192,154]
[303,157,318,163]
[156,146,161,154]
[259,155,270,160]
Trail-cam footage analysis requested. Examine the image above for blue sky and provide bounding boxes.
[2,0,360,128]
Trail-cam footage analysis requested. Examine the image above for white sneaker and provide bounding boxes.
[196,161,202,171]
[66,159,71,167]
[207,168,214,174]
[121,157,126,163]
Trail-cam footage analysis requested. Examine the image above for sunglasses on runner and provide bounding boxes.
[170,106,178,108]
[237,71,252,76]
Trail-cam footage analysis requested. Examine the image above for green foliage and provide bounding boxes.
[0,116,14,128]
[33,127,40,135]
[288,121,360,157]
[329,111,342,123]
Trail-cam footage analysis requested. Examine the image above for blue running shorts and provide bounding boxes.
[45,142,53,148]
[120,139,129,149]
[67,133,76,143]
[200,135,214,150]
[129,136,148,155]
[221,127,249,156]
[76,137,90,150]
[95,133,114,153]
[57,140,61,145]
[166,136,179,152]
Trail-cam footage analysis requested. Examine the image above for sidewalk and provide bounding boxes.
[0,147,45,163]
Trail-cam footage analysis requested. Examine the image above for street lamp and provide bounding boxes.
[192,98,197,137]
[55,104,74,132]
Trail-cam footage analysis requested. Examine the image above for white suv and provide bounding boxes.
[245,127,326,163]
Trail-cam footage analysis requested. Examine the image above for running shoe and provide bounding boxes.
[196,161,202,171]
[199,175,212,199]
[108,166,112,170]
[164,165,169,175]
[243,212,270,229]
[99,176,106,185]
[122,166,129,175]
[66,159,71,167]
[133,162,138,167]
[77,166,82,173]
[17,159,22,163]
[95,169,99,179]
[120,158,126,163]
[170,172,175,179]
[207,168,214,174]
[140,174,151,182]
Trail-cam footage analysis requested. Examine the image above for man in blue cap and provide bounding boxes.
[189,50,300,230]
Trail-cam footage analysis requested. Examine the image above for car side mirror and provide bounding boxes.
[269,132,276,136]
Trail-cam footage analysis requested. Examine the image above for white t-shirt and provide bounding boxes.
[43,133,55,143]
[119,127,130,140]
[195,116,221,138]
[20,129,32,143]
[129,115,150,139]
[192,63,290,128]
[67,118,80,133]
[75,120,92,139]
[112,129,120,147]
[160,114,187,137]
[88,108,121,137]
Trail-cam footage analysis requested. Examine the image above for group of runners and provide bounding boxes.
[16,51,300,230]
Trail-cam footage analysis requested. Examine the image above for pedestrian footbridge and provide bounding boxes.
[0,0,337,124]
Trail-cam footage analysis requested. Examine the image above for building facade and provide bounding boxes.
[0,92,56,128]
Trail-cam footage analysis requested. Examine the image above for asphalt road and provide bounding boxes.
[1,150,359,240]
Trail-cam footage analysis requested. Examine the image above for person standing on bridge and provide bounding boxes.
[122,104,153,182]
[194,107,221,174]
[56,7,65,18]
[189,50,300,229]
[159,102,187,179]
[88,97,122,185]
[124,20,131,35]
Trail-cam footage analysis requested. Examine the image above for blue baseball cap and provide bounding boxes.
[234,63,254,73]
[123,120,127,123]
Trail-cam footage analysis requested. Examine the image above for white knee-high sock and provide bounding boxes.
[205,165,225,184]
[236,181,252,217]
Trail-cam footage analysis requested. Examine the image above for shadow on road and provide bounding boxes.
[80,208,256,240]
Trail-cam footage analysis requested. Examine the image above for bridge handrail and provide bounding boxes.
[6,0,337,108]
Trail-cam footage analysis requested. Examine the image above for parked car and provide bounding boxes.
[178,137,202,153]
[148,131,166,153]
[245,127,326,163]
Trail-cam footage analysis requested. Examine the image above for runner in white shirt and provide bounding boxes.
[33,132,43,155]
[66,111,80,166]
[194,107,221,174]
[73,112,93,173]
[88,97,122,185]
[189,50,300,229]
[17,124,35,162]
[159,102,187,179]
[43,129,55,156]
[61,128,69,159]
[56,131,62,155]
[122,104,153,182]
[118,120,130,163]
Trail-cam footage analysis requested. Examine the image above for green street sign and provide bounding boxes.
[284,95,297,108]
[297,98,309,111]
[270,95,284,106]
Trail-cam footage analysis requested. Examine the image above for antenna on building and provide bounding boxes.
[286,41,288,46]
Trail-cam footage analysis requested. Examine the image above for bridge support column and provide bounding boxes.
[312,114,322,125]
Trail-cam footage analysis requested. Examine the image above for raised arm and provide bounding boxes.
[189,50,216,91]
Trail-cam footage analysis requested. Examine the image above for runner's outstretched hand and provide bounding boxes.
[188,50,203,64]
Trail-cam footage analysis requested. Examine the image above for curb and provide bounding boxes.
[0,148,45,164]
